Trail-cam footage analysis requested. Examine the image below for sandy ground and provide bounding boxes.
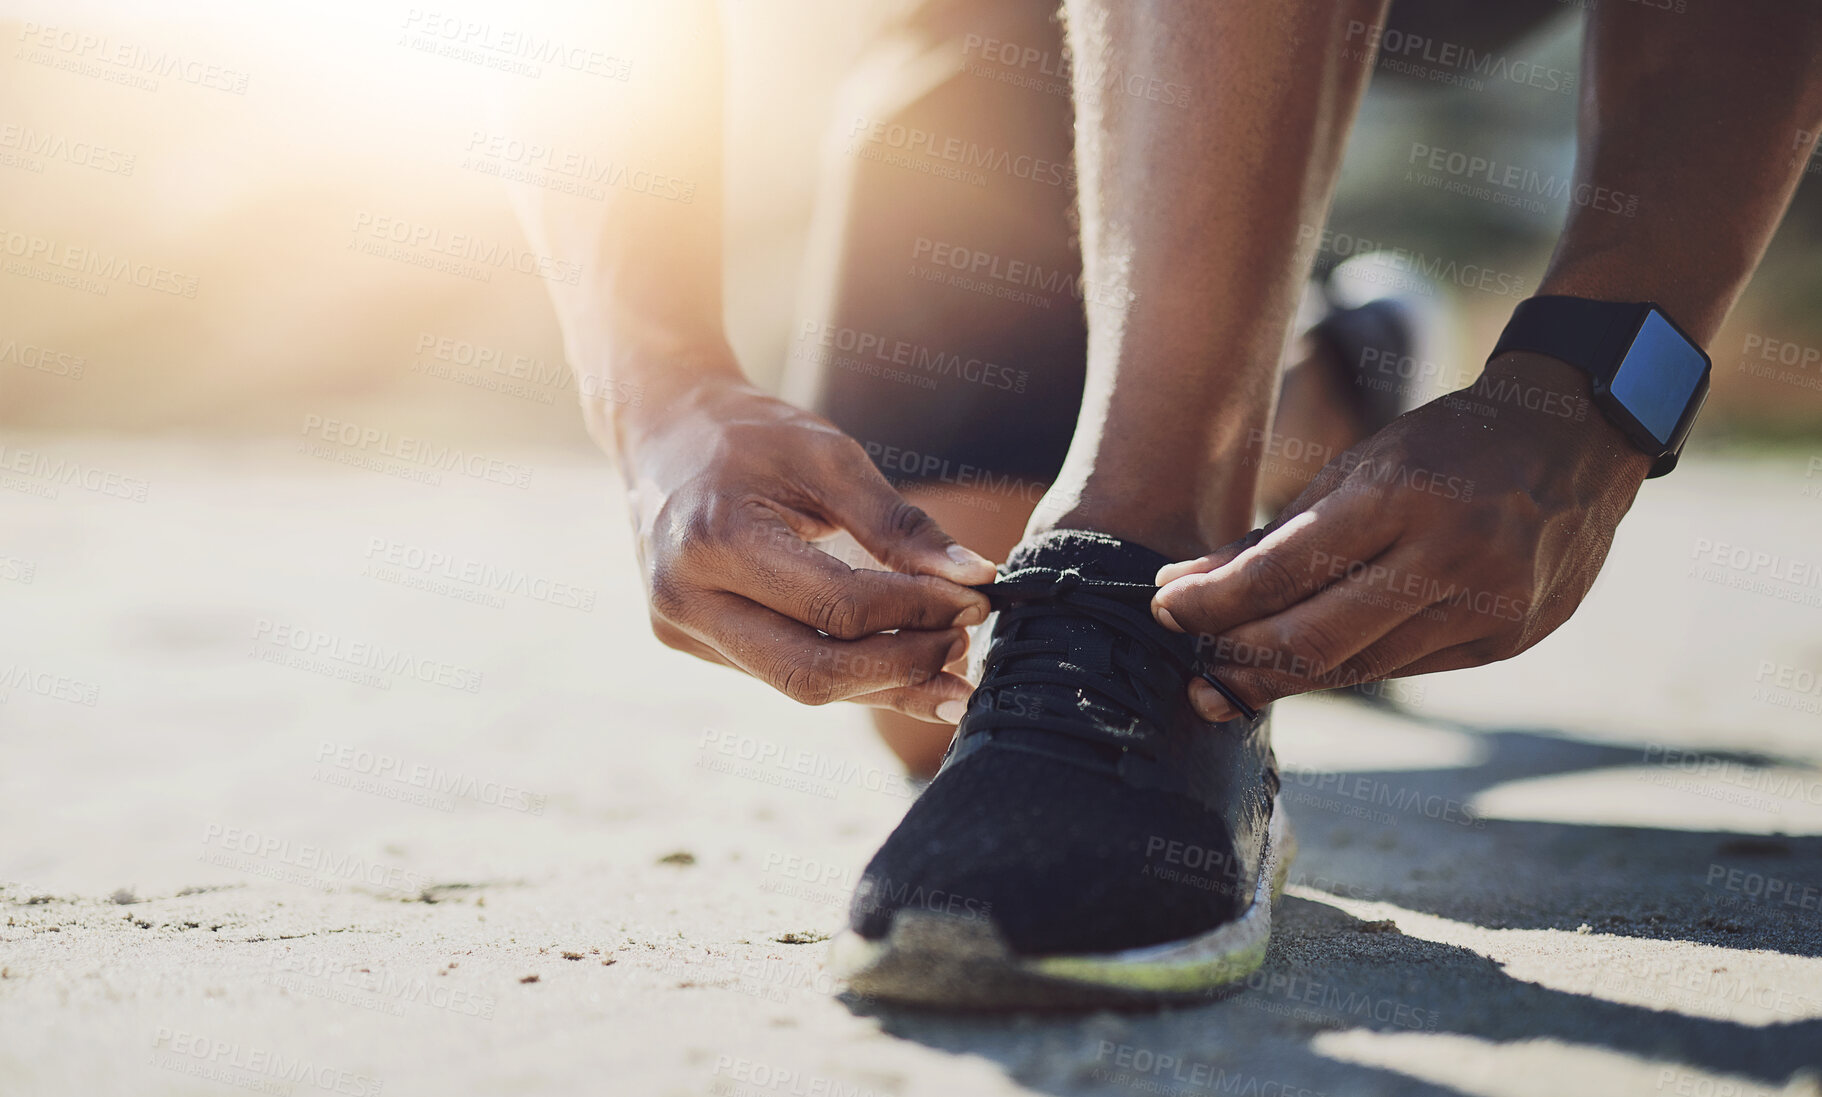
[2,434,1820,1097]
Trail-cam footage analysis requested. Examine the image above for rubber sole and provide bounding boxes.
[827,800,1294,1010]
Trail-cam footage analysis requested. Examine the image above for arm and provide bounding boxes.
[517,4,993,721]
[1154,0,1822,717]
[1539,0,1822,345]
[524,3,730,444]
[1486,0,1822,483]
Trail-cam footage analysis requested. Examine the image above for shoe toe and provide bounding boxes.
[849,750,1248,956]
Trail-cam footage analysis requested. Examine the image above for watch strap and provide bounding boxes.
[1488,295,1683,478]
[1489,296,1648,385]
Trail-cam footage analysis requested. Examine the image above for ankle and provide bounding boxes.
[1028,506,1206,563]
[1028,485,1253,563]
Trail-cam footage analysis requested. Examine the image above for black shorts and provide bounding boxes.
[781,0,1565,488]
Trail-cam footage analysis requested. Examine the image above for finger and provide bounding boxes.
[1188,676,1250,725]
[1158,461,1348,590]
[1155,528,1265,586]
[651,617,732,668]
[849,625,977,723]
[1153,491,1399,638]
[1155,454,1362,588]
[724,506,988,639]
[1391,639,1509,679]
[682,590,968,706]
[849,672,975,724]
[1188,605,1469,721]
[814,453,998,585]
[1200,633,1489,721]
[1210,550,1438,690]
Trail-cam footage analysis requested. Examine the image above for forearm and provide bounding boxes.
[1151,1,1822,703]
[1538,0,1822,344]
[1050,0,1389,552]
[513,2,740,452]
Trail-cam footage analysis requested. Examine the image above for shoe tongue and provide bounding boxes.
[979,530,1194,761]
[1002,529,1176,585]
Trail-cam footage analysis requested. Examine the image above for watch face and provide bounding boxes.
[1610,309,1709,447]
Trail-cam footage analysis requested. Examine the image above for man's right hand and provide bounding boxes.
[613,371,997,723]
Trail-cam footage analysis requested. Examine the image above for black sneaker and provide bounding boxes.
[828,530,1291,1009]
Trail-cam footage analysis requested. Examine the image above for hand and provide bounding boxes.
[615,370,997,722]
[1151,353,1654,720]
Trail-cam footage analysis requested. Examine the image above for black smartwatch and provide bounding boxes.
[1489,296,1711,478]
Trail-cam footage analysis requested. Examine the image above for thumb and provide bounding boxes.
[1154,483,1324,585]
[820,463,997,585]
[1156,527,1267,586]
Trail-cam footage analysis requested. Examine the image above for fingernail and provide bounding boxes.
[1156,558,1206,585]
[1188,679,1235,723]
[946,544,995,575]
[936,699,968,724]
[951,603,987,628]
[945,634,968,666]
[1154,605,1182,632]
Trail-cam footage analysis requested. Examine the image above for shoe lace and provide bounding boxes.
[964,565,1257,756]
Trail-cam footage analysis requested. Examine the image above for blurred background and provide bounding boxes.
[3,4,1820,1095]
[3,1,1819,443]
[0,0,840,441]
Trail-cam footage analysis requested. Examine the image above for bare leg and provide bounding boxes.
[853,0,1566,773]
[797,0,1425,773]
[1035,1,1391,561]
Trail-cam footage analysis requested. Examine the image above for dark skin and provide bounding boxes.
[522,4,993,725]
[1158,351,1652,715]
[1034,0,1389,558]
[617,367,989,722]
[1148,0,1822,721]
[531,1,1822,730]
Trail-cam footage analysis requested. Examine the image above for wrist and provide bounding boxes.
[1535,267,1730,349]
[579,335,745,455]
[1473,351,1653,486]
